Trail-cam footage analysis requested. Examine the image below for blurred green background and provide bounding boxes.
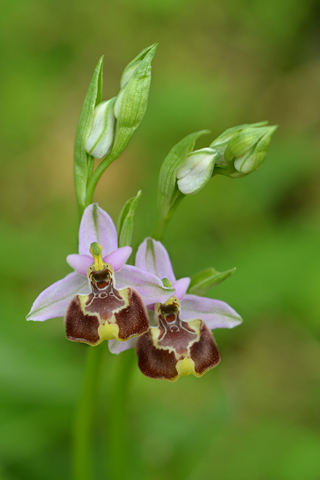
[1,0,320,479]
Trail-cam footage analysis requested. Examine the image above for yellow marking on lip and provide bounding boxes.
[176,357,196,378]
[98,322,120,341]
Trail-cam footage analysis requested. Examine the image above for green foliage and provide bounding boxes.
[189,267,236,296]
[117,190,142,248]
[74,57,103,211]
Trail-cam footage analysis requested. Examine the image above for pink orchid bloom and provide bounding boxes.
[110,238,242,381]
[27,206,174,344]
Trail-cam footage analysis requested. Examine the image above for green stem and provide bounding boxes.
[86,152,118,206]
[77,152,119,219]
[73,345,105,480]
[153,192,185,241]
[78,203,87,220]
[152,214,170,241]
[106,349,135,480]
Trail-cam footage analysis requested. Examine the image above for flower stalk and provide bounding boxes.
[73,345,105,480]
[106,349,135,480]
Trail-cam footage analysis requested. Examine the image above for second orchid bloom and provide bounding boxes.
[111,237,242,381]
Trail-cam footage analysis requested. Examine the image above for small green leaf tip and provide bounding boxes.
[74,56,104,211]
[211,122,277,178]
[117,190,142,248]
[161,278,172,288]
[189,267,236,296]
[120,43,158,89]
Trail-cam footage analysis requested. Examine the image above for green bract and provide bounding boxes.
[117,190,142,248]
[120,45,155,88]
[189,267,236,296]
[74,56,103,212]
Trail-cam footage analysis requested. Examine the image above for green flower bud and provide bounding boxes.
[112,44,158,156]
[86,98,115,159]
[176,147,219,195]
[210,122,277,177]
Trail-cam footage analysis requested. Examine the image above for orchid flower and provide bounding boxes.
[110,237,242,382]
[27,205,174,345]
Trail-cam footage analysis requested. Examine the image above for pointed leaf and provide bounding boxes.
[74,57,104,209]
[117,190,142,248]
[189,267,236,296]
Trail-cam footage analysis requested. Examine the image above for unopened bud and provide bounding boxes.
[177,148,218,195]
[112,44,157,156]
[211,122,277,177]
[86,98,115,159]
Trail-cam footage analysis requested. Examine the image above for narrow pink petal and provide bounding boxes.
[67,254,93,276]
[26,272,89,322]
[135,238,176,283]
[172,277,190,300]
[115,265,174,305]
[104,246,132,272]
[180,294,242,329]
[79,204,118,255]
[108,338,137,354]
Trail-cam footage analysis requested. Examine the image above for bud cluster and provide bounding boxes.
[155,124,276,239]
[210,122,277,178]
[74,45,157,213]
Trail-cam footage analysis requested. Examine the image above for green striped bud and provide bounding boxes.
[112,44,157,156]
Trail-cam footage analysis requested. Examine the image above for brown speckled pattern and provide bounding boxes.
[190,322,220,374]
[115,288,149,340]
[65,296,100,345]
[137,331,178,380]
